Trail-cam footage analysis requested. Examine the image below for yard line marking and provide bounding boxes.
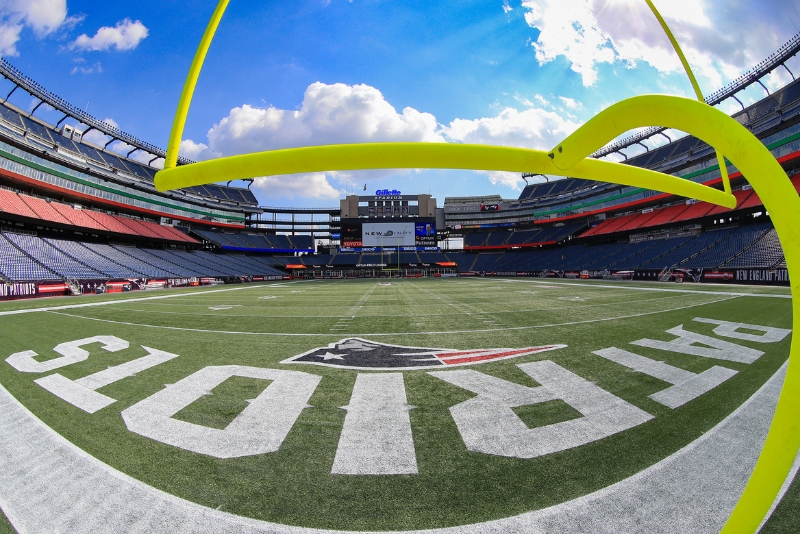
[47,295,741,337]
[503,279,792,299]
[99,292,746,319]
[0,283,307,317]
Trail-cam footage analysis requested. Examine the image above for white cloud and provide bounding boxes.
[502,0,513,14]
[484,170,525,190]
[70,18,148,52]
[187,81,584,196]
[558,96,583,110]
[185,82,446,202]
[203,82,444,156]
[523,0,616,86]
[252,173,343,201]
[0,0,78,55]
[442,105,580,191]
[521,0,800,90]
[71,61,102,75]
[442,106,580,150]
[178,139,220,161]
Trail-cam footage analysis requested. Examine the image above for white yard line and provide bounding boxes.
[0,283,304,317]
[502,279,793,299]
[109,292,697,318]
[0,362,792,533]
[46,295,740,337]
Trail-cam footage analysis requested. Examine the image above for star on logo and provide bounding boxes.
[282,338,566,370]
[318,352,346,361]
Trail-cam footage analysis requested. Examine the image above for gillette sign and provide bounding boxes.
[375,189,402,199]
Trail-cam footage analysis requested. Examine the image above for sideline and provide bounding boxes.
[0,363,790,533]
[502,279,793,299]
[0,282,302,317]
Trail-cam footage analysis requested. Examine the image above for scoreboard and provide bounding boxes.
[338,191,441,252]
[340,220,437,251]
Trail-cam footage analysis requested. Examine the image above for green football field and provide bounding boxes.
[0,277,795,531]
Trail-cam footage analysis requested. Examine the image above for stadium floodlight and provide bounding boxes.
[154,1,800,532]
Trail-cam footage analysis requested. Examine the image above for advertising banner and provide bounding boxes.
[415,222,436,246]
[0,281,37,300]
[363,222,415,247]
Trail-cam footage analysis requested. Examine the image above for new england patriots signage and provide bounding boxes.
[280,338,567,370]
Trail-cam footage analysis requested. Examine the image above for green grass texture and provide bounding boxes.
[0,278,793,530]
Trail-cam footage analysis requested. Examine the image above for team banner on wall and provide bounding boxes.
[0,281,37,300]
[362,222,416,247]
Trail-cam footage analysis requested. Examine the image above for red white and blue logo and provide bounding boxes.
[280,338,566,370]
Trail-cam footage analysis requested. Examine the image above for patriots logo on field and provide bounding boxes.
[281,338,566,370]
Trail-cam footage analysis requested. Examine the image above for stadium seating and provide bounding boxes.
[49,203,107,231]
[639,229,733,269]
[306,254,334,266]
[331,254,360,266]
[464,233,488,247]
[18,195,72,225]
[535,222,586,243]
[418,251,450,264]
[445,252,476,272]
[0,188,39,219]
[3,233,106,280]
[505,229,541,246]
[722,228,784,268]
[140,249,206,277]
[398,252,421,264]
[79,243,176,278]
[471,253,503,272]
[681,223,772,268]
[485,232,511,247]
[0,233,60,281]
[44,238,143,279]
[610,236,694,270]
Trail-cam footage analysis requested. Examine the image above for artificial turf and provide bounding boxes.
[0,278,793,530]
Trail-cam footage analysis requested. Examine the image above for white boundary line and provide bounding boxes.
[0,283,304,317]
[502,279,792,298]
[46,295,741,337]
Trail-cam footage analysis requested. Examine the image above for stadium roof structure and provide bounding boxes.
[0,57,195,168]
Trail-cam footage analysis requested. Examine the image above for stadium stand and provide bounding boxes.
[331,254,360,266]
[471,253,503,272]
[681,223,773,268]
[306,254,334,266]
[464,233,488,248]
[3,233,106,280]
[0,188,38,219]
[18,195,72,225]
[418,251,450,264]
[80,243,178,279]
[445,252,476,272]
[485,232,511,247]
[723,228,785,268]
[139,249,206,277]
[639,229,734,269]
[50,203,107,231]
[0,232,60,281]
[610,236,695,270]
[44,238,143,279]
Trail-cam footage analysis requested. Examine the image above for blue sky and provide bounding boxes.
[1,0,799,207]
